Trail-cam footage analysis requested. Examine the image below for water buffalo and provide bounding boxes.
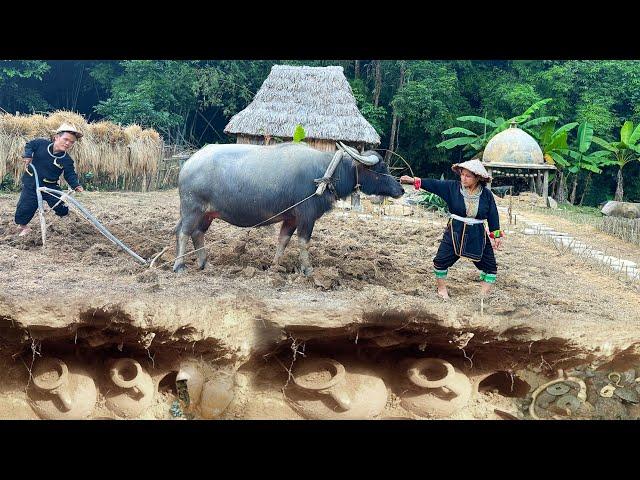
[173,141,404,275]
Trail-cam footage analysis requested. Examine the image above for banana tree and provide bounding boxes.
[437,98,555,159]
[564,122,615,204]
[529,120,578,202]
[592,120,640,201]
[533,120,578,165]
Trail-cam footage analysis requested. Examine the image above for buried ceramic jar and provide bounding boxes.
[175,360,205,412]
[105,358,154,418]
[175,360,235,419]
[399,358,472,418]
[28,357,98,419]
[287,357,388,419]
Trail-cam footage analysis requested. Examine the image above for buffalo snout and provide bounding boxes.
[389,180,405,198]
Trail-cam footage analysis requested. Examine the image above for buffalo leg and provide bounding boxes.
[192,230,207,270]
[273,218,297,267]
[296,221,315,276]
[192,215,215,270]
[173,218,186,272]
[173,210,204,273]
[174,230,191,273]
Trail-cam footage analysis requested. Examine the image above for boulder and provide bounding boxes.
[601,201,640,219]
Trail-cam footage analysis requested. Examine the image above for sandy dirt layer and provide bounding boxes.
[0,347,528,420]
[4,343,638,420]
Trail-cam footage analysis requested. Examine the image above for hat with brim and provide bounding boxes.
[451,159,491,181]
[54,122,83,140]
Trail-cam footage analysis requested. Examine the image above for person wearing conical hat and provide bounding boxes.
[400,159,504,299]
[14,123,85,236]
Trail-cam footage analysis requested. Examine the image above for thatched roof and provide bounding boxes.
[224,65,381,145]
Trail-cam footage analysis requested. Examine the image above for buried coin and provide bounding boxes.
[599,385,616,398]
[546,383,571,396]
[555,394,582,413]
[613,388,639,404]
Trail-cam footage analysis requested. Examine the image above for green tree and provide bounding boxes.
[532,120,578,166]
[529,120,578,202]
[0,60,50,112]
[592,120,640,201]
[350,78,387,136]
[564,122,614,204]
[436,98,554,159]
[535,61,640,137]
[94,60,199,145]
[391,61,470,171]
[194,61,274,117]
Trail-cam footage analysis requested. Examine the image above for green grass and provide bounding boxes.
[554,204,603,216]
[418,192,449,215]
[526,202,603,227]
[523,202,640,245]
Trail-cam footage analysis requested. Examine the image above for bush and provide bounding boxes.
[418,192,449,214]
[0,174,20,192]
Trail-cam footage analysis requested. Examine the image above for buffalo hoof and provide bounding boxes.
[173,264,187,273]
[302,266,314,277]
[198,263,207,271]
[269,264,287,274]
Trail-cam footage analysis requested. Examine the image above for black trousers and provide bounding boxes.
[433,226,497,274]
[15,182,68,226]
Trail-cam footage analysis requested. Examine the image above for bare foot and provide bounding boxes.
[437,288,450,300]
[480,283,492,297]
[17,226,31,237]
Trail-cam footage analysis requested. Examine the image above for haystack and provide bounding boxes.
[80,121,129,181]
[44,110,87,133]
[0,111,163,190]
[125,125,162,178]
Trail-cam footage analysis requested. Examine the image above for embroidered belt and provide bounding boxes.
[449,213,485,225]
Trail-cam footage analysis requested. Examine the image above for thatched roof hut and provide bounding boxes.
[224,65,380,152]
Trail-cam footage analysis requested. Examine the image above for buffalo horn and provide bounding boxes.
[336,141,379,166]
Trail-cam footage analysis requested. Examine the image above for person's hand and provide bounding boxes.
[74,185,84,193]
[491,237,503,250]
[400,175,415,185]
[23,157,32,167]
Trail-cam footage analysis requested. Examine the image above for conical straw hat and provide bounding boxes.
[451,159,491,181]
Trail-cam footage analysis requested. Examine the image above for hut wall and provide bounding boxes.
[306,139,335,151]
[236,135,264,145]
[236,135,347,152]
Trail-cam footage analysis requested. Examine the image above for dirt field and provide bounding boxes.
[1,188,639,420]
